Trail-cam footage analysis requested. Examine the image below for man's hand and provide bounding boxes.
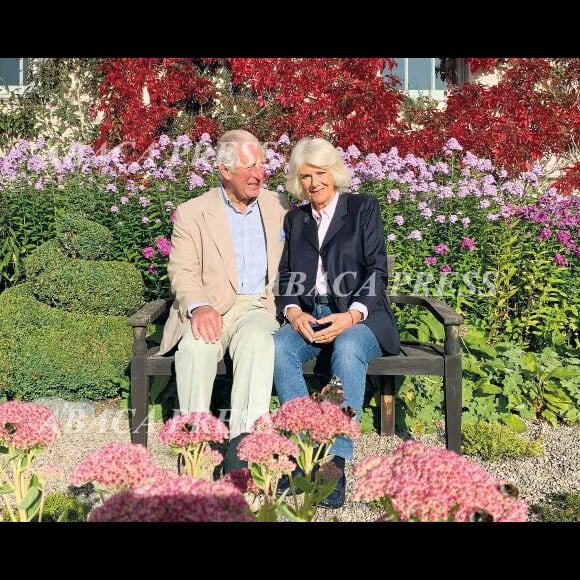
[287,307,317,343]
[191,305,223,344]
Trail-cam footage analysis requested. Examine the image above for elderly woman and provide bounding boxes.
[274,137,400,508]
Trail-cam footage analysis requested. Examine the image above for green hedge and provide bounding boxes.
[0,284,132,401]
[24,241,144,316]
[56,211,113,260]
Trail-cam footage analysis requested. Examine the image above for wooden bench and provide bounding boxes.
[127,256,464,452]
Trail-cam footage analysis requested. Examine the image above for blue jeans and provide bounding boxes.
[273,304,383,460]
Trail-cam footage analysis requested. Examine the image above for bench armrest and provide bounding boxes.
[127,299,170,328]
[389,294,464,356]
[127,299,171,356]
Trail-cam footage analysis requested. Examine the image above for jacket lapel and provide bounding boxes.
[320,193,347,252]
[301,206,319,252]
[202,188,237,291]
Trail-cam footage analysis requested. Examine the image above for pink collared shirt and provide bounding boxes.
[285,191,368,321]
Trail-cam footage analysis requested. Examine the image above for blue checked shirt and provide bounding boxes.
[186,187,268,316]
[221,186,267,294]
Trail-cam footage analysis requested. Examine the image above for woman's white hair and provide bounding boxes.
[285,137,351,200]
[216,129,262,171]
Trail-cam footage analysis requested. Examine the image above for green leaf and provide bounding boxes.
[541,409,558,426]
[0,483,14,494]
[479,383,503,395]
[549,367,580,380]
[522,352,539,373]
[18,486,42,512]
[502,414,527,433]
[276,501,303,522]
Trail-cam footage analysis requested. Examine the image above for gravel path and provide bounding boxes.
[34,400,579,521]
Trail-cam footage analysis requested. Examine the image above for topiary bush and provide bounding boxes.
[0,283,132,401]
[22,239,63,279]
[461,420,543,460]
[24,241,144,316]
[55,211,113,260]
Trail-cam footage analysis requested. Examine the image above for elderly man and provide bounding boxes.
[158,129,290,472]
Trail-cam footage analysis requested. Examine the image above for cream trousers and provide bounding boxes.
[174,295,279,439]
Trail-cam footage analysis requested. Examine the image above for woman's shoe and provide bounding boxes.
[276,465,306,495]
[318,468,346,509]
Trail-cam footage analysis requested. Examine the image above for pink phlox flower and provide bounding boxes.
[553,253,569,266]
[155,236,172,257]
[238,433,299,474]
[141,246,155,259]
[0,401,61,451]
[459,237,476,251]
[537,228,552,241]
[88,477,255,522]
[158,412,229,448]
[434,243,448,255]
[352,441,528,522]
[70,442,164,491]
[424,256,437,266]
[439,265,452,273]
[272,396,360,444]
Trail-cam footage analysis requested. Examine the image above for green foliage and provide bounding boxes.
[42,491,90,522]
[396,375,444,434]
[462,327,580,426]
[0,284,132,401]
[56,211,113,260]
[533,491,580,522]
[486,223,579,351]
[24,241,144,316]
[0,58,102,152]
[359,406,376,434]
[461,420,543,460]
[22,239,63,279]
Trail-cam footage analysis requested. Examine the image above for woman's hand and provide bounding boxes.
[311,310,362,344]
[287,308,318,343]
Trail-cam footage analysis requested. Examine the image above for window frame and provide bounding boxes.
[392,58,447,101]
[0,58,35,98]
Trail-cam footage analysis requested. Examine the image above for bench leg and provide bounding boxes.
[443,355,462,453]
[130,356,149,448]
[379,376,396,436]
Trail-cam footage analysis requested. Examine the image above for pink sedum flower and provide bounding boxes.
[352,441,528,522]
[0,401,60,451]
[238,433,299,474]
[88,477,255,522]
[272,396,360,444]
[222,468,261,495]
[158,412,229,447]
[70,442,165,491]
[251,412,276,433]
